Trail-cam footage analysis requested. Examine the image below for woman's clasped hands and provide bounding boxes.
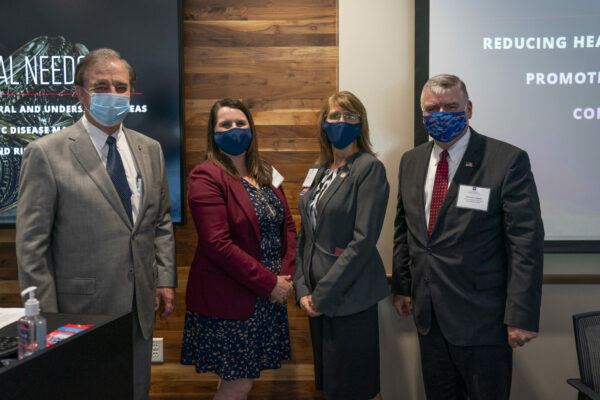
[270,275,293,304]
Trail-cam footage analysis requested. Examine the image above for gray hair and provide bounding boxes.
[74,48,136,88]
[420,74,469,107]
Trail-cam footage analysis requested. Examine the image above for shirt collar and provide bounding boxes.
[432,127,471,162]
[82,115,123,151]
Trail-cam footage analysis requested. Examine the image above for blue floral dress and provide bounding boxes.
[180,179,291,380]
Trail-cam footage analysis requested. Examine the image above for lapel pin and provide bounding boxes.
[465,162,473,167]
[340,172,347,178]
[138,145,142,151]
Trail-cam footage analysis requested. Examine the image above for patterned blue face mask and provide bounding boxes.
[322,121,362,149]
[214,127,252,156]
[423,111,467,143]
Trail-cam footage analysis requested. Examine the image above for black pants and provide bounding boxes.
[418,311,512,400]
[132,290,153,400]
[309,305,380,400]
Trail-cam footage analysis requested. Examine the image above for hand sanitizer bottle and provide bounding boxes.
[17,286,47,359]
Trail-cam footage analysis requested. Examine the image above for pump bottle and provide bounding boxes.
[17,286,47,359]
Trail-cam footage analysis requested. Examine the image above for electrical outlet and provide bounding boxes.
[152,337,164,363]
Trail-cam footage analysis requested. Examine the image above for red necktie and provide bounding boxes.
[428,150,448,236]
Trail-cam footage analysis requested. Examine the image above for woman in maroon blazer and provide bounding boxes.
[180,98,297,399]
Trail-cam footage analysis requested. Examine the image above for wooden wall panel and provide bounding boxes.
[183,0,336,22]
[159,0,337,398]
[0,242,20,306]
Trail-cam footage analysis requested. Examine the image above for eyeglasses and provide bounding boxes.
[326,111,360,122]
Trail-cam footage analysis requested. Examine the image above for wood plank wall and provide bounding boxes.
[159,1,337,398]
[0,1,337,398]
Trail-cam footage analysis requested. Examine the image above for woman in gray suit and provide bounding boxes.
[294,91,389,400]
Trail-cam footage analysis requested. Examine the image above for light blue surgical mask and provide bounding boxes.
[83,88,130,127]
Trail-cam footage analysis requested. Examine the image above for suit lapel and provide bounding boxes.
[229,175,261,241]
[314,174,343,232]
[271,185,286,210]
[68,121,132,228]
[417,142,435,238]
[298,167,325,240]
[314,152,360,233]
[124,129,150,231]
[432,130,484,235]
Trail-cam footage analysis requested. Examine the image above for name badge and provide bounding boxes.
[302,167,318,188]
[456,185,490,212]
[272,166,284,188]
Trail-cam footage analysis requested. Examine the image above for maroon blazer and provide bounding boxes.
[185,161,297,320]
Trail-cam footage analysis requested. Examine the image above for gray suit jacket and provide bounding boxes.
[392,129,544,346]
[294,152,390,317]
[16,119,176,339]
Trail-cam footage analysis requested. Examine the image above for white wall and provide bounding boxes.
[339,1,600,399]
[339,0,414,265]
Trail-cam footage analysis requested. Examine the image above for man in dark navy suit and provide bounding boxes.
[392,74,544,399]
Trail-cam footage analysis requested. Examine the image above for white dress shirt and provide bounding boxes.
[83,116,142,223]
[424,128,471,227]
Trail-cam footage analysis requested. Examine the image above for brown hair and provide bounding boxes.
[206,98,272,187]
[74,48,136,88]
[316,91,375,166]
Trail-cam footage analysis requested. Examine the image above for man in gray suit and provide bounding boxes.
[16,48,176,400]
[392,74,544,399]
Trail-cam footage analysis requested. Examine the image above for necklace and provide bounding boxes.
[242,178,277,218]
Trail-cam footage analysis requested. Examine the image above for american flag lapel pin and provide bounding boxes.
[465,161,473,167]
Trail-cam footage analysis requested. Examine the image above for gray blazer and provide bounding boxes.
[294,152,390,317]
[16,119,176,339]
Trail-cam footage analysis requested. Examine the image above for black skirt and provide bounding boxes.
[309,304,380,400]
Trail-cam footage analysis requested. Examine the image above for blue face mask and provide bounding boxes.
[84,90,131,127]
[322,121,362,149]
[214,127,252,156]
[423,111,467,143]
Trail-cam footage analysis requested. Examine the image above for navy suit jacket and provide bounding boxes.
[392,129,544,346]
